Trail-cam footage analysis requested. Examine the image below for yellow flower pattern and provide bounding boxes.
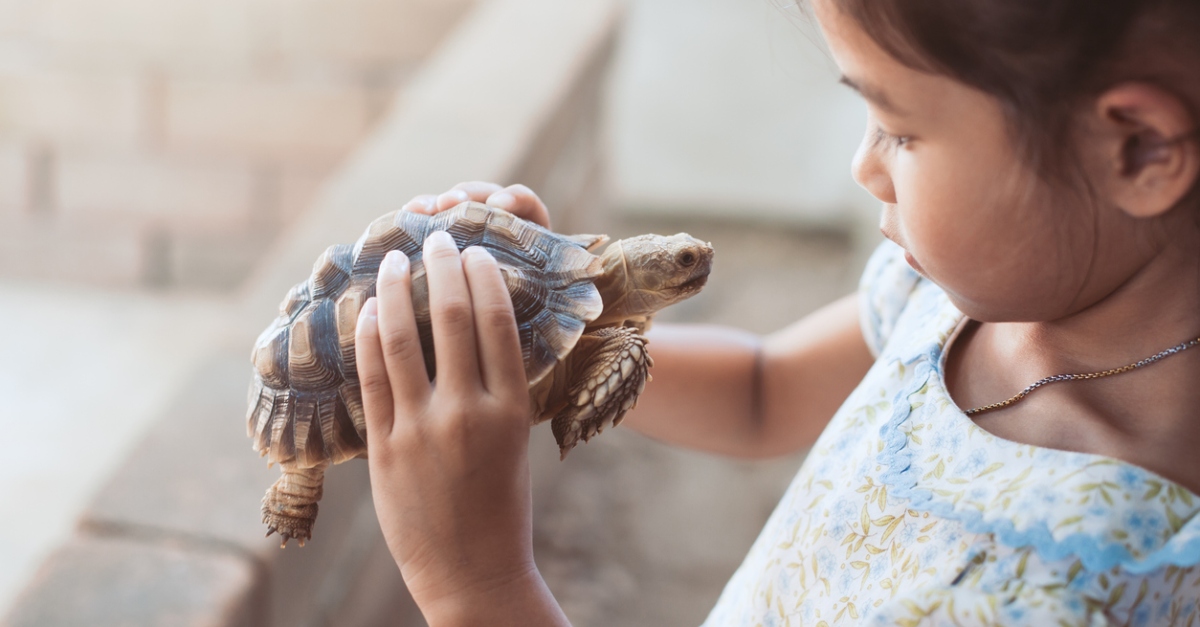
[702,242,1200,626]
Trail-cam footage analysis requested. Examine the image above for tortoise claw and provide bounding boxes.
[261,467,323,547]
[261,512,312,548]
[550,327,651,459]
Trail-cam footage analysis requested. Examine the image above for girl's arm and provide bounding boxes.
[623,294,875,459]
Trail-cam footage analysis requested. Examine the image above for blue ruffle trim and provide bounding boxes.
[876,355,1200,575]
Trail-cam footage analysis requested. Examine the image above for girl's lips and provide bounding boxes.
[879,227,926,276]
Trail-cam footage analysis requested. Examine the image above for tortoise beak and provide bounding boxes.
[674,250,713,296]
[682,238,714,286]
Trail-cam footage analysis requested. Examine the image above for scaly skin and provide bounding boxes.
[262,463,328,547]
[548,326,653,457]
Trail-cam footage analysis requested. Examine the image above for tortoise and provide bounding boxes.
[247,201,713,546]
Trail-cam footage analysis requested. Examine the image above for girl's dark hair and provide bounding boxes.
[834,0,1200,201]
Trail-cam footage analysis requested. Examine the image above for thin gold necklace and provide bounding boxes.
[965,336,1200,416]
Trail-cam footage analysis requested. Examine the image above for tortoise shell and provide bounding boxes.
[246,202,605,469]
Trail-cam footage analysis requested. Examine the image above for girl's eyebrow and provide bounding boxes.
[839,75,906,115]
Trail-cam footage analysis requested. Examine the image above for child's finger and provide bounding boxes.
[354,298,396,439]
[462,247,528,400]
[375,250,432,412]
[401,194,437,215]
[451,181,504,202]
[423,231,482,393]
[436,188,471,211]
[487,184,550,229]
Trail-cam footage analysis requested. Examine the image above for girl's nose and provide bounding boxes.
[851,128,897,204]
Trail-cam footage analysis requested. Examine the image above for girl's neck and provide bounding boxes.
[1000,230,1200,374]
[945,224,1200,492]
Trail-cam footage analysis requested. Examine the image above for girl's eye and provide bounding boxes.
[872,126,912,150]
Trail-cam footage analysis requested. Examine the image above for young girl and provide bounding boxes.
[352,0,1200,624]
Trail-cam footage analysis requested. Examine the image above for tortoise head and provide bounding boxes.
[592,233,714,324]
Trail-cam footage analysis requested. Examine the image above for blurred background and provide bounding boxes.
[0,0,877,625]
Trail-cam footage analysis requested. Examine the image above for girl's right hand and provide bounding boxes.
[402,181,552,230]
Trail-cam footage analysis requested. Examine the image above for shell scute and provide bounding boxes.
[291,394,321,468]
[502,267,549,322]
[441,202,490,248]
[548,283,603,321]
[339,382,366,439]
[246,381,274,440]
[252,320,290,389]
[280,282,310,319]
[351,211,422,274]
[482,215,551,270]
[288,300,344,392]
[253,389,284,454]
[323,392,364,465]
[334,281,373,380]
[268,393,296,465]
[310,244,353,299]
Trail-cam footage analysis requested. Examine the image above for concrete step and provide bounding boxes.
[0,280,231,613]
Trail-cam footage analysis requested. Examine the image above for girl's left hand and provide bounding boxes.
[354,231,551,622]
[402,180,552,230]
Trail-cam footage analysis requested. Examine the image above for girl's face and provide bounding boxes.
[812,0,1158,323]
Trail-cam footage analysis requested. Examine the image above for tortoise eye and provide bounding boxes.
[677,251,697,267]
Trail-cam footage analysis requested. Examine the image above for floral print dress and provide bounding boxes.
[701,241,1200,626]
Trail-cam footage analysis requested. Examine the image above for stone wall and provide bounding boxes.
[0,0,472,290]
[608,0,877,231]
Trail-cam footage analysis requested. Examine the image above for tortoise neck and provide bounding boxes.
[592,241,636,326]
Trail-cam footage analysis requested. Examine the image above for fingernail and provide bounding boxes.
[489,192,515,209]
[426,230,456,250]
[382,250,408,274]
[403,197,433,213]
[439,189,469,207]
[359,297,378,321]
[463,246,494,262]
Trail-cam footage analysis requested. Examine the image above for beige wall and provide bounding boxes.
[608,0,879,230]
[0,0,472,289]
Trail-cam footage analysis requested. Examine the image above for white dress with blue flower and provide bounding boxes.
[701,241,1200,626]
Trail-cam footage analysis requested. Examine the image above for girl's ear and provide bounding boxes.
[1095,82,1199,218]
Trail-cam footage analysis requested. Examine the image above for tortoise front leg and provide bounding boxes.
[551,326,652,459]
[262,462,328,547]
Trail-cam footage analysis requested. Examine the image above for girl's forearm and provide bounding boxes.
[420,568,571,627]
[621,294,873,458]
[758,293,875,456]
[617,323,765,457]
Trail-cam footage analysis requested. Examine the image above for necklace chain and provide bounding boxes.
[964,336,1200,416]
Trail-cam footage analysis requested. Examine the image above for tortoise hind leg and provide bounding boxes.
[551,326,652,459]
[263,462,328,547]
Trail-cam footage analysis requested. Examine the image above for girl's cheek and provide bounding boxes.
[905,164,1013,295]
[890,160,956,264]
